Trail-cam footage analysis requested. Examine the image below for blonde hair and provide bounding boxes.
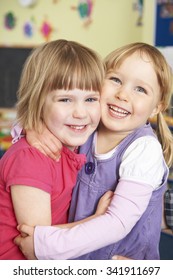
[16,39,104,132]
[104,42,173,167]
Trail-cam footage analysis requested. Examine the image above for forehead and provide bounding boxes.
[117,52,157,79]
[120,52,152,68]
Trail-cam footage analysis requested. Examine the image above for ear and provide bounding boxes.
[149,102,164,119]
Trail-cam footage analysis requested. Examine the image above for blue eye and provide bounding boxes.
[109,76,122,85]
[135,86,147,94]
[86,97,99,102]
[59,98,71,102]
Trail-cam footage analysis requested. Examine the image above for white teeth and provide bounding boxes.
[70,125,85,130]
[109,105,129,115]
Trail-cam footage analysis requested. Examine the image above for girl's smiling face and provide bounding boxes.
[100,52,163,138]
[43,88,100,150]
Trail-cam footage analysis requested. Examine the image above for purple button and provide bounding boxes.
[85,162,95,175]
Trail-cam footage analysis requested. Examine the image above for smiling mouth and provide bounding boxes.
[67,125,87,132]
[108,105,130,118]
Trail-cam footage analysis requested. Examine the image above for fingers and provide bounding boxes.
[21,232,28,238]
[31,143,47,155]
[100,190,114,202]
[14,224,34,249]
[41,127,62,154]
[42,137,62,160]
[17,224,34,236]
[105,190,114,199]
[26,127,62,161]
[96,190,114,215]
[14,235,22,246]
[48,136,62,152]
[34,142,61,161]
[112,255,132,260]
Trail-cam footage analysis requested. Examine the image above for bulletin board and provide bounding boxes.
[155,0,173,46]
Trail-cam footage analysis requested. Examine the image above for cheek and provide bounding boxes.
[133,100,148,114]
[49,112,63,126]
[43,106,62,127]
[92,105,101,124]
[135,105,153,119]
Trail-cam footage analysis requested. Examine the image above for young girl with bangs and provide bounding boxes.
[14,42,173,260]
[0,39,109,259]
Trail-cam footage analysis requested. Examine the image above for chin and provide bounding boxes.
[65,133,92,149]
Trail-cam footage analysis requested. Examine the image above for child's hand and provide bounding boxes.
[112,255,132,260]
[96,191,114,215]
[26,126,62,161]
[14,224,37,260]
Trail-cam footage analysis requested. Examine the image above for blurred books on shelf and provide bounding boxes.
[149,114,173,129]
[150,114,173,187]
[0,108,16,158]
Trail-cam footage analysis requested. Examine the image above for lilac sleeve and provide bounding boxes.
[34,180,153,260]
[11,124,24,143]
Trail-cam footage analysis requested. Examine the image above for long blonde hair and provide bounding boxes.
[104,42,173,167]
[16,39,104,132]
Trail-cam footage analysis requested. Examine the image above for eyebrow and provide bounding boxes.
[52,91,100,97]
[135,79,154,92]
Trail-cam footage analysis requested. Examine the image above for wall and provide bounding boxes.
[0,0,155,57]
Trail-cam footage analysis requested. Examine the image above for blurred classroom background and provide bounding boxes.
[0,0,173,258]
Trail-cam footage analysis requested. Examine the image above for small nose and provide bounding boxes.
[116,86,129,102]
[72,103,87,119]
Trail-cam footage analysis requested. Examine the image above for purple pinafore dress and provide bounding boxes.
[69,123,168,260]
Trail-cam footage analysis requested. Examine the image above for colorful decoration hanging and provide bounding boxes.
[71,0,94,27]
[4,12,16,30]
[78,0,93,18]
[23,20,34,37]
[133,0,144,26]
[18,0,37,7]
[40,20,53,41]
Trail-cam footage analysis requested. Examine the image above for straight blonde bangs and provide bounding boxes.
[45,49,104,93]
[16,40,104,132]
